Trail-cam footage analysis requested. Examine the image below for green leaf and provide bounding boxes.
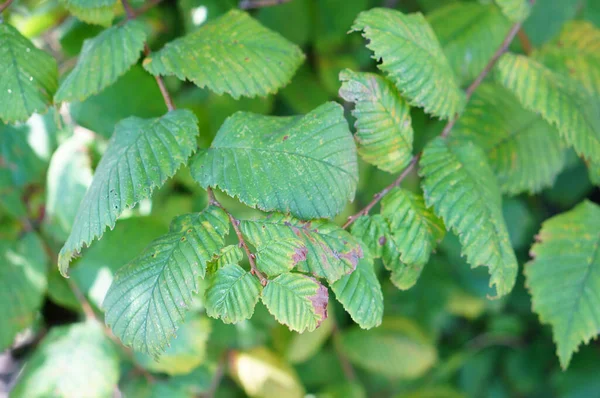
[453,82,565,194]
[241,214,363,283]
[0,23,58,123]
[525,200,600,369]
[428,2,511,85]
[58,109,200,275]
[0,122,47,188]
[55,20,147,103]
[143,9,304,98]
[262,273,328,333]
[70,65,168,139]
[339,317,437,379]
[495,53,600,162]
[285,316,333,364]
[332,257,383,329]
[103,206,229,357]
[191,102,358,220]
[208,244,244,272]
[58,0,117,26]
[11,322,120,398]
[419,137,518,298]
[339,69,413,173]
[44,131,94,241]
[535,21,600,98]
[205,264,263,324]
[351,8,465,119]
[381,188,445,267]
[495,0,531,22]
[350,214,389,258]
[255,238,307,277]
[135,315,211,375]
[0,233,48,351]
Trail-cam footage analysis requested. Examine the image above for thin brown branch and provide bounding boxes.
[121,0,175,111]
[68,280,98,321]
[331,320,356,381]
[239,0,291,9]
[207,188,268,286]
[202,350,229,398]
[517,28,533,55]
[342,9,531,229]
[0,0,14,14]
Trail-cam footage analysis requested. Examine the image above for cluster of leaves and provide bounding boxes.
[1,0,600,397]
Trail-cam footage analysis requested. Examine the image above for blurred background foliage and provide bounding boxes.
[1,0,600,397]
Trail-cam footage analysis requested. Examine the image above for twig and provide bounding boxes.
[517,28,533,55]
[239,0,291,9]
[207,188,268,286]
[331,320,356,381]
[68,280,98,321]
[342,8,531,229]
[121,0,175,111]
[0,0,14,14]
[203,350,229,398]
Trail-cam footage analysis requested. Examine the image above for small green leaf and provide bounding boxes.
[332,257,383,329]
[134,315,211,375]
[0,233,48,351]
[59,0,117,26]
[241,214,363,283]
[453,82,565,194]
[58,109,200,275]
[0,23,58,123]
[191,102,358,220]
[208,245,244,272]
[419,137,518,298]
[495,0,531,22]
[205,264,263,324]
[11,322,120,398]
[262,273,328,333]
[55,20,147,103]
[351,8,465,119]
[144,9,304,98]
[339,317,437,379]
[381,188,445,267]
[103,206,229,357]
[255,238,307,277]
[495,53,600,162]
[339,69,413,173]
[350,215,389,258]
[525,200,600,369]
[428,2,511,85]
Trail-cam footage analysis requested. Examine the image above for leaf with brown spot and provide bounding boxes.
[255,238,307,277]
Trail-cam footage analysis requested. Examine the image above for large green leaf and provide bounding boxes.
[495,0,531,22]
[58,0,117,26]
[495,53,600,162]
[103,206,229,357]
[11,322,120,398]
[191,102,358,220]
[525,200,600,369]
[339,69,413,174]
[262,273,328,333]
[0,234,48,351]
[381,188,445,267]
[332,257,383,329]
[339,317,437,379]
[453,82,565,194]
[428,3,511,85]
[0,23,58,123]
[144,9,304,98]
[350,214,389,259]
[240,214,363,283]
[205,264,262,324]
[55,20,147,103]
[58,110,200,275]
[419,137,518,298]
[351,8,465,119]
[44,132,94,241]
